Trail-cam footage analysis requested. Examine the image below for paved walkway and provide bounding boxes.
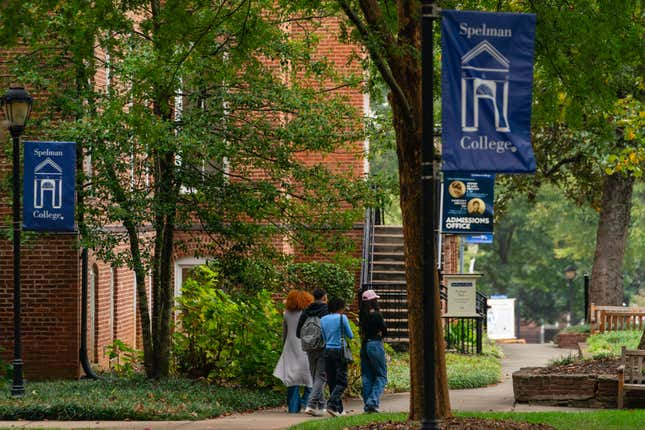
[0,344,584,430]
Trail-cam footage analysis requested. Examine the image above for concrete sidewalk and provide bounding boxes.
[0,344,584,430]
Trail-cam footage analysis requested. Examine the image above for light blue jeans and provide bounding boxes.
[361,340,387,411]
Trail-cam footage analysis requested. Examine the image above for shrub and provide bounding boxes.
[587,330,641,358]
[285,262,355,303]
[559,324,591,334]
[105,339,143,376]
[172,265,283,388]
[445,320,476,349]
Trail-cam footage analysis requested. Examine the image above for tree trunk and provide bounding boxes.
[589,173,634,307]
[390,9,450,417]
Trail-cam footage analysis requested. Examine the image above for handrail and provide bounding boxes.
[359,208,374,288]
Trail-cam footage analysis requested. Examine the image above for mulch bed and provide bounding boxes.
[530,357,621,376]
[349,418,555,430]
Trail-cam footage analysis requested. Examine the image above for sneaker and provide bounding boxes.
[313,408,326,417]
[304,407,316,415]
[327,408,341,417]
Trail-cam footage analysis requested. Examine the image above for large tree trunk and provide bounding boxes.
[589,173,635,308]
[392,3,450,419]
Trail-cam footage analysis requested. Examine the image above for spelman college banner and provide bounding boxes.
[23,141,76,232]
[441,10,536,173]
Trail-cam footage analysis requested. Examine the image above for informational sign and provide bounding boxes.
[23,141,76,232]
[464,233,494,244]
[443,273,482,318]
[441,172,494,234]
[441,10,537,173]
[487,297,516,339]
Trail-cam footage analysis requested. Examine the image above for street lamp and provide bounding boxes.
[564,264,577,327]
[2,85,33,397]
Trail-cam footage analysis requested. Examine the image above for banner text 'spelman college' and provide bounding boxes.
[23,141,76,232]
[441,10,536,173]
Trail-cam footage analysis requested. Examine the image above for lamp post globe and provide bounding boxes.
[2,85,33,397]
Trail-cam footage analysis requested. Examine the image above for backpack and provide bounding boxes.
[300,315,325,352]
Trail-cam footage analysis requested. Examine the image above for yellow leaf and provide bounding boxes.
[626,131,636,140]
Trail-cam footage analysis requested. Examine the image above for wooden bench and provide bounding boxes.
[590,303,645,334]
[617,346,645,408]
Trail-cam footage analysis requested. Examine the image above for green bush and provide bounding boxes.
[587,330,641,358]
[172,265,282,388]
[285,261,355,303]
[559,324,591,334]
[105,339,143,376]
[445,320,476,349]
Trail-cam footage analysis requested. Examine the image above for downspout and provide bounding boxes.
[80,247,99,379]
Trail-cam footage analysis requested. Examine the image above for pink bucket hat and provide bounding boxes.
[362,289,380,301]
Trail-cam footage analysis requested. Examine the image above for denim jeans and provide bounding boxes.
[306,349,327,410]
[324,348,348,413]
[361,340,387,411]
[287,385,311,413]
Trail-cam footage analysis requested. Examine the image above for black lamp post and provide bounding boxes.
[2,85,33,398]
[421,1,440,429]
[564,264,577,327]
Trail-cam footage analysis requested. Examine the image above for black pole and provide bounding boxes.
[11,129,25,397]
[584,273,590,324]
[567,278,573,326]
[421,1,439,429]
[80,247,99,379]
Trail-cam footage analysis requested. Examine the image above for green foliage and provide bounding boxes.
[381,350,501,392]
[288,410,645,430]
[548,353,579,367]
[344,319,363,397]
[172,265,282,388]
[560,324,591,334]
[0,374,282,420]
[587,330,641,358]
[285,262,355,303]
[445,320,477,350]
[105,340,143,376]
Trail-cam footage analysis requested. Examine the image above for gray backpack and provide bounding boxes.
[300,315,325,352]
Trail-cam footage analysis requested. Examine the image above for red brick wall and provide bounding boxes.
[0,234,80,379]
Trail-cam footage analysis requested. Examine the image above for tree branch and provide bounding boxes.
[337,0,414,127]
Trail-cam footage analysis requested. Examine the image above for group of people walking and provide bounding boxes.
[272,288,388,417]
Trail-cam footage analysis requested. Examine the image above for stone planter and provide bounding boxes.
[554,332,589,348]
[513,367,645,408]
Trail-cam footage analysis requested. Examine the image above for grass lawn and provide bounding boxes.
[0,374,283,420]
[288,410,645,430]
[387,350,501,391]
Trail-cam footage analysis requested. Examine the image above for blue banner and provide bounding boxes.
[23,141,76,232]
[441,10,536,173]
[441,172,494,234]
[464,234,494,244]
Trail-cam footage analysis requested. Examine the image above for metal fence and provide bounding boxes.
[361,282,487,354]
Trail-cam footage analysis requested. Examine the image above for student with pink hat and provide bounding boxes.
[359,289,388,413]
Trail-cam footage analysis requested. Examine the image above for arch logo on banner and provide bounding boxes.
[23,141,76,232]
[441,10,536,173]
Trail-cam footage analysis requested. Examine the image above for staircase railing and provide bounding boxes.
[359,208,376,289]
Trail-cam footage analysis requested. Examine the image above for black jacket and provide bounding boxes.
[296,301,329,338]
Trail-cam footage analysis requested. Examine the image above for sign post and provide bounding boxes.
[443,273,483,318]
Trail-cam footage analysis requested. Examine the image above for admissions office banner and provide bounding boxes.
[441,172,494,234]
[23,141,76,232]
[441,10,537,173]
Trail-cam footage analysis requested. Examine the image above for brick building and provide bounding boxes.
[1,15,458,379]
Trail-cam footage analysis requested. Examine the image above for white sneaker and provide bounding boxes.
[327,408,341,417]
[304,407,315,416]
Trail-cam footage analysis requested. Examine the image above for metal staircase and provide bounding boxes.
[360,209,409,345]
[360,208,488,352]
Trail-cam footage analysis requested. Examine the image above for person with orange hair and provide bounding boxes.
[273,290,314,413]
